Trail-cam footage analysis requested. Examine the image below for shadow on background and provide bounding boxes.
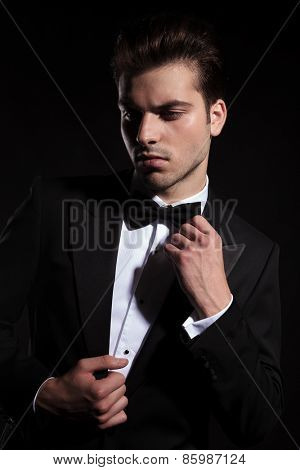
[0,2,299,449]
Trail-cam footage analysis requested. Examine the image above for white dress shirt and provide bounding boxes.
[109,173,233,378]
[33,173,233,409]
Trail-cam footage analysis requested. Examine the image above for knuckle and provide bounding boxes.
[95,386,105,400]
[180,223,189,232]
[181,251,190,262]
[98,422,110,430]
[97,400,110,414]
[113,371,126,384]
[191,215,201,226]
[120,373,126,384]
[203,235,210,245]
[89,383,100,400]
[98,410,127,430]
[194,232,201,242]
[97,414,108,425]
[101,354,110,364]
[76,358,86,370]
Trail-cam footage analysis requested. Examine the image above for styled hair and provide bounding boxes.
[110,12,225,117]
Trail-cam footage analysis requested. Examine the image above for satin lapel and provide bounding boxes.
[71,169,133,358]
[71,200,123,357]
[203,184,246,278]
[125,183,245,398]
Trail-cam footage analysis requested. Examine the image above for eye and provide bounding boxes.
[121,109,184,122]
[121,110,140,122]
[160,111,184,121]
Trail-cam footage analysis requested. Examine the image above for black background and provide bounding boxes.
[0,1,299,449]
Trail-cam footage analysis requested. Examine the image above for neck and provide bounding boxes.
[131,162,208,204]
[156,174,207,204]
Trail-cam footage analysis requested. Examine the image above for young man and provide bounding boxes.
[0,13,283,449]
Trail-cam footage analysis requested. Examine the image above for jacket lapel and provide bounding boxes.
[71,170,132,358]
[202,184,246,278]
[72,204,123,357]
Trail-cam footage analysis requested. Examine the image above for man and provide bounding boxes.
[0,13,283,449]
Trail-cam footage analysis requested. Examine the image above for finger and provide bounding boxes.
[97,410,127,430]
[189,215,213,234]
[97,395,128,426]
[163,243,181,256]
[78,355,128,374]
[179,223,199,241]
[163,245,182,271]
[169,232,191,249]
[89,371,126,401]
[91,384,126,416]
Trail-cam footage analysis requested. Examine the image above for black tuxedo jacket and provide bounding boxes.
[0,168,283,449]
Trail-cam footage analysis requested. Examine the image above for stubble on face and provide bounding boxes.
[119,63,211,201]
[137,143,209,196]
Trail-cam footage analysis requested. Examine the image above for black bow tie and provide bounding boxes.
[123,197,202,230]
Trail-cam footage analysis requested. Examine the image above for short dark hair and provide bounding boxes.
[111,12,225,117]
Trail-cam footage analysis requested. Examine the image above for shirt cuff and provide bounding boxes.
[33,376,56,413]
[182,294,234,339]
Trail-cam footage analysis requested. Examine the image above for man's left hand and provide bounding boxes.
[164,215,232,318]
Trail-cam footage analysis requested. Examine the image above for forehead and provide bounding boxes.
[118,63,199,107]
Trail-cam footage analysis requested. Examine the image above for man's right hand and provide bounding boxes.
[35,355,129,429]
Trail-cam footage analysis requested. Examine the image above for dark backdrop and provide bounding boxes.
[0,1,299,449]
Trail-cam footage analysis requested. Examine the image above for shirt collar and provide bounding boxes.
[130,171,209,214]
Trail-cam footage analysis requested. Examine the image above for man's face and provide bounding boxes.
[118,62,212,195]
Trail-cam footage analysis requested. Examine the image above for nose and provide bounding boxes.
[136,113,161,145]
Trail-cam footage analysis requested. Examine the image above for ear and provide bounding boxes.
[210,99,227,137]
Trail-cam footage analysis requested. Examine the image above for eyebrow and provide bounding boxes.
[118,99,193,111]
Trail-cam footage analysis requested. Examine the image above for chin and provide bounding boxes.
[139,171,173,192]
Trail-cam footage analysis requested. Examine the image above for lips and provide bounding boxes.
[137,154,166,162]
[136,154,168,170]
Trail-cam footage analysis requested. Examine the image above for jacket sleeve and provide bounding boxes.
[179,242,284,448]
[0,176,51,420]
